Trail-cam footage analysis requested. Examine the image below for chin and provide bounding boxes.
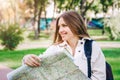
[62,38,68,41]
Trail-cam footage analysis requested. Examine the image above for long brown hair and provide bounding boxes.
[53,11,90,44]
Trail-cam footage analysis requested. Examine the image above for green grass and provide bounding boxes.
[0,48,120,80]
[0,48,46,69]
[88,29,120,41]
[88,29,103,36]
[103,48,120,80]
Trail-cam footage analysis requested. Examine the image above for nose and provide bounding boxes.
[59,26,64,33]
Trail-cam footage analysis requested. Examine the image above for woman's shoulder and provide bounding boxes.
[39,43,65,58]
[83,37,100,48]
[92,40,101,50]
[92,40,104,58]
[45,42,66,53]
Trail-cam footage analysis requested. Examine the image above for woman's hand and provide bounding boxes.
[23,54,41,67]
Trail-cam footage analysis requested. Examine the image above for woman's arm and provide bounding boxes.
[22,45,62,67]
[39,45,63,59]
[91,41,106,80]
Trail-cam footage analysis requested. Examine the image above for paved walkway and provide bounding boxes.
[16,41,120,50]
[0,65,13,80]
[97,42,120,48]
[0,40,120,50]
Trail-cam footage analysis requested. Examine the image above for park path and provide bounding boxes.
[0,65,13,80]
[0,39,120,50]
[0,40,120,80]
[16,41,120,50]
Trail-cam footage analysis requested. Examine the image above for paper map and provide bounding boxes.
[7,49,90,80]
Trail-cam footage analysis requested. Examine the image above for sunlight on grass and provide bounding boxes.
[0,48,46,68]
[103,48,120,80]
[88,29,103,36]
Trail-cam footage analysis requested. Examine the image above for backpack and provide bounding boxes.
[84,40,114,80]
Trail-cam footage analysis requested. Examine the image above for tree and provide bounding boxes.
[79,0,94,17]
[104,13,120,40]
[100,0,114,16]
[0,23,24,50]
[24,0,49,39]
[54,0,79,13]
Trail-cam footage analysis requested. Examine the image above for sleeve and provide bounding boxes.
[21,45,62,65]
[38,45,63,59]
[91,41,106,80]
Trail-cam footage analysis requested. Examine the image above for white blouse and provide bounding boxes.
[39,38,106,80]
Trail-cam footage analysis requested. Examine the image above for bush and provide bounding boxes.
[0,23,24,50]
[104,14,120,40]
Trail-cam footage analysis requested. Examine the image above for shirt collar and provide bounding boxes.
[58,37,91,47]
[58,41,68,48]
[82,37,91,40]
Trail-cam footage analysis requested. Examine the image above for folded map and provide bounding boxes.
[7,49,90,80]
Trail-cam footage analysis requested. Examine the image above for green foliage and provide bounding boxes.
[104,27,114,40]
[104,14,120,40]
[100,0,114,12]
[0,23,24,50]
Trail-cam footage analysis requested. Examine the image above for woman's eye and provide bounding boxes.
[62,24,67,27]
[58,24,67,28]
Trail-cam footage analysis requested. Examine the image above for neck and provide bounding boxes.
[67,37,79,56]
[67,39,78,48]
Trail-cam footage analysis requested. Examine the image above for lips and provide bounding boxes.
[60,32,67,37]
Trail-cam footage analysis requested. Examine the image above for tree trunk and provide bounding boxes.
[44,10,48,30]
[37,7,42,34]
[53,0,56,19]
[33,0,39,39]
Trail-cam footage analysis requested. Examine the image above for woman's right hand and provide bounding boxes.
[23,54,41,67]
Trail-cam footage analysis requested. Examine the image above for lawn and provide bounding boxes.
[102,48,120,80]
[0,48,120,80]
[88,29,103,36]
[0,48,46,69]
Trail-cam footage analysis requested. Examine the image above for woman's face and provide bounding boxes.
[58,17,76,41]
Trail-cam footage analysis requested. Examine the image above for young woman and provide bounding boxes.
[23,11,106,80]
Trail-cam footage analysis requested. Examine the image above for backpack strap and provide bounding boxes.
[84,39,93,78]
